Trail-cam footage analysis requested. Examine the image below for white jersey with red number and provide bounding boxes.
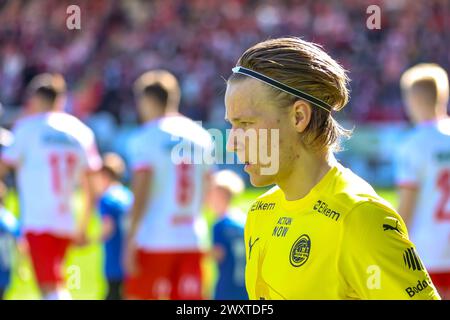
[1,112,101,236]
[128,115,213,251]
[396,119,450,272]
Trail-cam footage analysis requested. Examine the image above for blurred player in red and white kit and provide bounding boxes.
[124,70,213,300]
[0,73,101,299]
[397,64,450,299]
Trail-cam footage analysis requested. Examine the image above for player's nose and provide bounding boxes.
[226,128,243,153]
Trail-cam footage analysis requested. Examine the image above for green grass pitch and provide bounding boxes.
[3,188,397,299]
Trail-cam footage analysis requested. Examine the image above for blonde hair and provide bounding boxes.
[134,70,181,111]
[102,153,126,181]
[229,37,351,152]
[27,73,66,95]
[400,63,449,109]
[26,73,67,110]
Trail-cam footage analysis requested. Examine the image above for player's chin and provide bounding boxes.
[247,169,275,187]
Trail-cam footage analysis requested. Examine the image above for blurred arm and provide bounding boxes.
[0,161,11,180]
[397,185,418,227]
[101,215,116,241]
[127,169,152,242]
[211,245,225,262]
[76,170,97,245]
[202,170,213,207]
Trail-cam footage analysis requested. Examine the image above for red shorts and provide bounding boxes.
[125,250,203,300]
[429,272,450,299]
[25,232,71,286]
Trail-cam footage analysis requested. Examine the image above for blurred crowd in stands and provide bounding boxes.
[0,0,449,125]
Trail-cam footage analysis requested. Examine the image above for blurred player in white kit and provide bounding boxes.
[397,63,450,299]
[124,70,212,300]
[0,73,101,299]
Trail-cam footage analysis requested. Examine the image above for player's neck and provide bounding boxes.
[30,108,60,116]
[108,181,121,188]
[415,108,449,124]
[278,151,334,201]
[142,111,178,124]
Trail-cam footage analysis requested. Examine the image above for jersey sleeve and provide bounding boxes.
[213,222,225,246]
[0,208,20,238]
[395,139,423,188]
[339,201,440,300]
[79,128,102,172]
[1,121,27,166]
[99,196,118,218]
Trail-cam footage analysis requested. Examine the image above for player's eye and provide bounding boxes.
[240,121,253,127]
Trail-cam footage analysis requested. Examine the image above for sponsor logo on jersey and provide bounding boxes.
[42,131,78,147]
[290,234,311,267]
[383,220,401,233]
[403,247,424,271]
[405,279,431,298]
[250,201,276,212]
[313,200,340,221]
[382,217,406,237]
[272,217,292,238]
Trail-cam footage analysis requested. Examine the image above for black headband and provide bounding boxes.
[232,66,332,113]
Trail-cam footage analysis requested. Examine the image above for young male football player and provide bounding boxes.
[125,70,212,300]
[208,170,248,300]
[97,152,133,300]
[397,63,450,299]
[224,37,440,299]
[0,73,101,299]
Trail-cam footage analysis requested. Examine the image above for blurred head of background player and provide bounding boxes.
[397,63,450,299]
[208,170,245,219]
[225,38,350,199]
[401,63,449,124]
[97,152,126,197]
[133,70,181,123]
[25,73,67,115]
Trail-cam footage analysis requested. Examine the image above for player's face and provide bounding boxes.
[225,79,301,187]
[95,170,111,196]
[207,186,231,216]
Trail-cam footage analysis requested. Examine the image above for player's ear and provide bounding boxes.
[292,100,312,133]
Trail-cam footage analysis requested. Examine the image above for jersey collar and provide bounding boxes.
[279,164,340,211]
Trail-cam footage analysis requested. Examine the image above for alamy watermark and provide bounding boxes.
[366,265,381,290]
[66,265,81,290]
[366,5,381,30]
[170,122,280,176]
[66,5,81,30]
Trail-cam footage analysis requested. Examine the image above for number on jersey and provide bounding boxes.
[435,169,450,221]
[49,152,78,213]
[176,162,194,206]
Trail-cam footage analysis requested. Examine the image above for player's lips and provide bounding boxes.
[238,155,257,171]
[244,161,255,172]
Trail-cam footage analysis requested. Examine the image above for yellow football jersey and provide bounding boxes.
[245,163,440,300]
